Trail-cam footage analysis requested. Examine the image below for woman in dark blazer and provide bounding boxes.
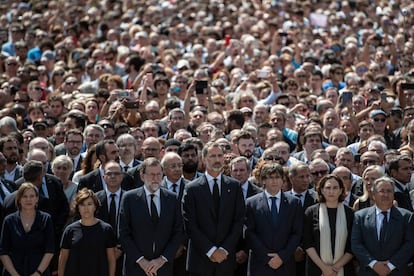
[303,175,355,276]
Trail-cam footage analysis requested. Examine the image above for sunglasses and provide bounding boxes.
[214,102,225,106]
[373,118,386,122]
[311,170,328,176]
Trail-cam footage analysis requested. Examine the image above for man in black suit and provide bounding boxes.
[119,157,183,276]
[182,141,245,276]
[389,155,414,211]
[235,131,258,171]
[230,156,261,276]
[0,152,18,205]
[246,163,303,275]
[0,136,22,182]
[55,129,84,179]
[332,166,358,208]
[161,152,189,276]
[352,176,414,275]
[286,162,317,276]
[78,139,136,192]
[96,161,125,276]
[116,133,141,172]
[128,137,163,188]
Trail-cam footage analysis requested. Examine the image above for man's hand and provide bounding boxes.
[235,250,248,264]
[210,248,228,263]
[175,244,186,259]
[147,257,167,275]
[373,262,391,276]
[114,245,123,259]
[294,247,305,262]
[267,253,283,269]
[138,258,153,276]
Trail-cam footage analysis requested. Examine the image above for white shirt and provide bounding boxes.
[375,207,390,240]
[265,190,281,211]
[105,188,121,214]
[144,186,160,216]
[165,177,181,195]
[241,181,249,201]
[120,160,134,172]
[291,189,307,206]
[67,153,81,172]
[205,172,222,195]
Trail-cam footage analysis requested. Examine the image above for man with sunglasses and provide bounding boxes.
[369,109,399,149]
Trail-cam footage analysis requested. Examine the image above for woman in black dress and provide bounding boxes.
[0,182,54,276]
[303,175,355,276]
[58,188,116,276]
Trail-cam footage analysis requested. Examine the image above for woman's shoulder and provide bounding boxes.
[304,203,320,215]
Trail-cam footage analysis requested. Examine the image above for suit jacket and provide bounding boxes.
[392,178,413,211]
[182,174,245,275]
[95,189,125,233]
[78,168,137,192]
[245,192,303,276]
[119,187,183,276]
[127,165,144,188]
[161,177,188,202]
[246,181,262,199]
[352,206,414,276]
[285,189,318,212]
[54,143,66,156]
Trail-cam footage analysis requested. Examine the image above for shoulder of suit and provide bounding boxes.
[246,192,263,204]
[222,175,240,186]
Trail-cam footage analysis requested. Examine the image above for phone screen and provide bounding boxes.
[195,81,208,94]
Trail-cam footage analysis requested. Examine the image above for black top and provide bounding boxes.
[327,207,337,257]
[60,219,116,276]
[357,198,372,210]
[0,211,54,276]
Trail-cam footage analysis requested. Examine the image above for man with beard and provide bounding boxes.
[78,139,135,192]
[182,142,245,276]
[116,134,141,172]
[179,143,203,181]
[55,129,84,179]
[273,141,300,167]
[0,136,22,182]
[235,131,258,171]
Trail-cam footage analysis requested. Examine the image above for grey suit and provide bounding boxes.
[352,206,414,275]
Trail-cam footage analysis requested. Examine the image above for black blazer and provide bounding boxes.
[352,206,414,276]
[119,187,183,276]
[245,192,303,276]
[127,165,144,188]
[392,179,413,212]
[78,168,137,192]
[285,189,318,211]
[303,203,355,276]
[95,190,125,232]
[182,174,245,275]
[246,181,262,199]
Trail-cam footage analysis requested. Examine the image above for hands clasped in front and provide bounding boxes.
[138,257,167,276]
[209,248,228,263]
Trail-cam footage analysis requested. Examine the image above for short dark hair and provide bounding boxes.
[141,157,162,174]
[259,163,284,180]
[15,183,39,210]
[95,139,116,160]
[316,174,345,202]
[64,129,84,142]
[389,155,412,174]
[72,188,101,217]
[178,143,198,156]
[227,110,244,128]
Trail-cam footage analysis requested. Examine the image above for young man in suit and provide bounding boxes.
[96,161,125,276]
[182,141,245,276]
[119,157,183,276]
[161,152,189,276]
[352,176,414,275]
[245,163,303,275]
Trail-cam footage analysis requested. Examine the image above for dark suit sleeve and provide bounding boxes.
[351,210,373,267]
[77,175,88,191]
[161,196,184,262]
[245,199,272,264]
[118,193,143,262]
[389,211,414,268]
[221,182,245,252]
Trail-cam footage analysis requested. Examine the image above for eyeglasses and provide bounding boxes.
[219,144,231,150]
[105,171,123,177]
[311,170,328,176]
[373,117,386,122]
[214,102,225,106]
[362,159,378,165]
[32,87,43,91]
[54,72,65,76]
[263,156,280,161]
[65,81,78,86]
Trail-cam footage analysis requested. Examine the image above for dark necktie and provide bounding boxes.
[380,211,388,245]
[108,193,117,230]
[172,183,178,193]
[213,178,220,216]
[71,158,76,171]
[124,166,129,172]
[295,193,303,206]
[270,197,278,225]
[150,194,159,225]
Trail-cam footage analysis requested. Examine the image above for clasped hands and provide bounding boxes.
[138,257,167,276]
[373,261,391,276]
[267,253,283,269]
[209,248,228,263]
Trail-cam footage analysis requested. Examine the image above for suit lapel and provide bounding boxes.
[137,188,151,217]
[277,193,288,225]
[201,175,216,220]
[260,192,273,225]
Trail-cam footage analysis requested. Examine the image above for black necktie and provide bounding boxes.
[108,193,117,230]
[380,211,388,245]
[124,166,129,172]
[71,159,76,171]
[172,183,178,193]
[213,178,220,216]
[150,194,159,225]
[295,194,303,206]
[270,197,278,225]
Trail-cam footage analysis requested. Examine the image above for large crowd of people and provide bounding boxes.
[0,0,413,275]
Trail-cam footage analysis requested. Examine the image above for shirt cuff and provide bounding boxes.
[161,255,168,263]
[387,262,396,271]
[206,246,217,258]
[368,260,377,269]
[136,256,144,263]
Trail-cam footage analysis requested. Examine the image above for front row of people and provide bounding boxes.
[1,145,414,276]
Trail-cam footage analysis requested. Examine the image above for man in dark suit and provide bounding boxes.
[161,152,189,276]
[119,157,183,276]
[246,163,303,275]
[55,129,84,179]
[352,176,414,275]
[389,155,414,211]
[116,133,141,172]
[286,162,317,276]
[128,137,163,188]
[332,166,358,207]
[182,141,245,276]
[78,139,136,192]
[235,131,258,171]
[0,136,22,182]
[230,156,261,276]
[96,161,125,276]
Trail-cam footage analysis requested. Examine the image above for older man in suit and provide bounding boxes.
[182,141,245,276]
[161,152,189,276]
[352,176,414,276]
[246,163,303,275]
[119,157,183,276]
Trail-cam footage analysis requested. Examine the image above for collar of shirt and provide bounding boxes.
[205,172,222,193]
[375,206,390,218]
[264,189,282,209]
[106,187,121,199]
[67,153,81,162]
[241,181,249,196]
[166,177,181,191]
[144,185,161,198]
[99,166,108,190]
[119,160,134,169]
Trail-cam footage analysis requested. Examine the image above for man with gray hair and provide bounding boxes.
[116,133,141,172]
[0,116,18,137]
[160,108,186,140]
